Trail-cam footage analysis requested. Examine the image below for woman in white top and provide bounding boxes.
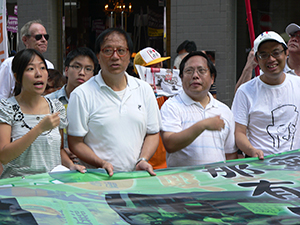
[0,49,85,178]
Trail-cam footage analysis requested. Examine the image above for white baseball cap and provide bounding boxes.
[285,23,300,36]
[253,31,287,54]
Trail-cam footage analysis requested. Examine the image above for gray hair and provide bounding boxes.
[20,19,44,37]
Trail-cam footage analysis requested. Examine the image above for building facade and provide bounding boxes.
[8,0,300,106]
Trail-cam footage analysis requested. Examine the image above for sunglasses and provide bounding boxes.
[27,34,50,41]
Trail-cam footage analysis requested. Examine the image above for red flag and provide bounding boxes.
[245,0,260,76]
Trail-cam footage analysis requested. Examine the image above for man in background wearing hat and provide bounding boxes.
[232,31,300,159]
[133,47,170,76]
[133,47,170,169]
[285,23,300,76]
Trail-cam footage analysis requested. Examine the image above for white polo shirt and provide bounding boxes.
[67,71,161,171]
[161,91,236,167]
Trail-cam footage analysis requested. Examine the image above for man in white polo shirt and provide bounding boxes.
[67,28,161,176]
[160,51,237,167]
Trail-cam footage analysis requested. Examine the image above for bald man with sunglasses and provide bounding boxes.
[0,19,54,100]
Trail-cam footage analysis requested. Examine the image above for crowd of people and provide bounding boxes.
[0,19,300,179]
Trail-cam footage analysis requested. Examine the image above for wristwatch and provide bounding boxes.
[136,157,148,165]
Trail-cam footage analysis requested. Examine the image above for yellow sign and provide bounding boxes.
[148,27,163,37]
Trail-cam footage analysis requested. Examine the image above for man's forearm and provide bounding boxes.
[68,135,105,168]
[235,131,257,157]
[139,133,159,161]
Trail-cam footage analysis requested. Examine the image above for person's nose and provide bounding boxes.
[291,37,299,42]
[40,35,47,42]
[268,54,277,61]
[78,67,86,76]
[35,68,43,77]
[111,50,120,59]
[192,70,200,79]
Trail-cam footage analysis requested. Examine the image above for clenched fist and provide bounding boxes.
[39,112,60,132]
[204,115,225,131]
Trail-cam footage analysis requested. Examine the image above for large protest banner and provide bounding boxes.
[0,150,300,224]
[0,0,8,64]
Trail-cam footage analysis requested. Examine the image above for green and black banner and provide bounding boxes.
[0,150,300,224]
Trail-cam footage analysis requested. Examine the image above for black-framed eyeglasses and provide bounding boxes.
[27,34,50,41]
[257,49,285,60]
[183,67,209,76]
[100,47,129,57]
[69,65,94,75]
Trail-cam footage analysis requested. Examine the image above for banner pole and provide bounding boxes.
[245,0,259,76]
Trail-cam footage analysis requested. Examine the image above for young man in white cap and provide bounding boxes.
[232,31,300,159]
[235,23,300,93]
[133,47,170,75]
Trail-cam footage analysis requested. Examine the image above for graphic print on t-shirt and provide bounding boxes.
[267,104,298,150]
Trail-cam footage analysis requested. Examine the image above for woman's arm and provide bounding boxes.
[0,112,60,164]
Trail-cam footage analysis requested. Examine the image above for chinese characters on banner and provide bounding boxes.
[1,150,300,223]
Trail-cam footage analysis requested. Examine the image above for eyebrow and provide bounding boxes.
[185,66,207,69]
[72,61,93,67]
[27,61,45,66]
[259,48,283,53]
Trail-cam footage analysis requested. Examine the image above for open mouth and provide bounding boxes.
[34,81,44,88]
[267,64,278,70]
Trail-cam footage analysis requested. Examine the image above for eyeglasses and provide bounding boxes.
[183,67,209,76]
[27,34,50,41]
[257,49,285,60]
[290,33,300,38]
[69,65,94,75]
[100,47,129,57]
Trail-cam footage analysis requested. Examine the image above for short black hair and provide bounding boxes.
[95,28,133,55]
[179,51,217,80]
[185,41,197,52]
[176,40,197,53]
[176,40,189,53]
[65,47,99,75]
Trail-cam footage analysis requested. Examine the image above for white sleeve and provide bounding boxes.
[231,88,250,126]
[0,58,14,99]
[160,99,182,133]
[223,110,237,154]
[67,91,89,137]
[45,59,54,69]
[144,83,161,134]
